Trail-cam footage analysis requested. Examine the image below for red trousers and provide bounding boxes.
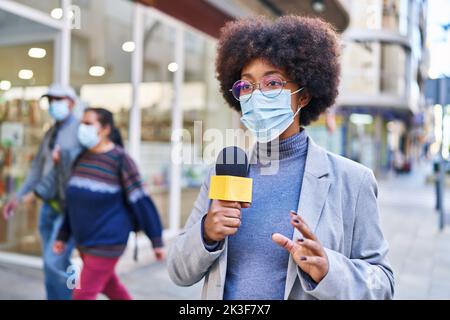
[73,253,132,300]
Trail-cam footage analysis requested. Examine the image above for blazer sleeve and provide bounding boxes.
[299,170,395,299]
[167,166,225,287]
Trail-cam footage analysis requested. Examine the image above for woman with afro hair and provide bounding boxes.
[168,15,394,300]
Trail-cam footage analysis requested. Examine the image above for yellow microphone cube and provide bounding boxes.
[209,175,253,203]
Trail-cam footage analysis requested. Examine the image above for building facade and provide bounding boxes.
[317,0,429,175]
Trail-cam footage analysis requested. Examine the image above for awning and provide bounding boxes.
[135,0,350,38]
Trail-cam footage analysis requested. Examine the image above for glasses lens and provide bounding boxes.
[232,80,253,101]
[261,76,284,98]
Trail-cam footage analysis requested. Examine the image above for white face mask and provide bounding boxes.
[77,124,100,149]
[49,100,70,121]
[240,88,303,143]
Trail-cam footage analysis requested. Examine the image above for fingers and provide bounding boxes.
[221,216,241,228]
[222,208,241,219]
[210,207,240,220]
[290,212,317,241]
[273,233,327,267]
[218,200,241,210]
[53,244,64,255]
[296,238,324,257]
[295,255,327,268]
[154,248,165,261]
[220,226,241,237]
[205,200,245,242]
[2,207,9,220]
[241,202,251,209]
[3,205,13,220]
[272,233,297,254]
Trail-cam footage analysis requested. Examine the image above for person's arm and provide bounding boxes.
[33,167,57,202]
[120,154,164,249]
[167,166,229,287]
[16,130,52,199]
[297,170,395,299]
[56,209,72,243]
[53,209,71,254]
[34,148,82,203]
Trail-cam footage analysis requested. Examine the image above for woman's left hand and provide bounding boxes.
[153,247,165,261]
[272,211,329,284]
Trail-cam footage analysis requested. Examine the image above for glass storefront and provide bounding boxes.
[0,8,59,254]
[0,0,234,255]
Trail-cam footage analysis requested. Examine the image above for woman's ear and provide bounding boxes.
[298,89,312,108]
[100,124,112,140]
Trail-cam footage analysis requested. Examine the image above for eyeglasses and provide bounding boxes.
[230,75,297,102]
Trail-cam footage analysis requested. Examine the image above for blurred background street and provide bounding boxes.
[1,0,450,300]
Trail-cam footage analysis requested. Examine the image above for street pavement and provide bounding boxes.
[1,160,450,300]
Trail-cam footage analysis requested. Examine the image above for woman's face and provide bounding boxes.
[240,58,311,139]
[81,111,110,143]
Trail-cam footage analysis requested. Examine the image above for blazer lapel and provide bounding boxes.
[284,136,331,299]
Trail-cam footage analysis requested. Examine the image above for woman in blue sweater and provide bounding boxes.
[53,107,164,300]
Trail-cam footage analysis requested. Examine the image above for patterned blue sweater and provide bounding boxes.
[57,146,163,255]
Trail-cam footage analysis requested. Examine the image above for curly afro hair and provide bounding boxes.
[215,15,341,126]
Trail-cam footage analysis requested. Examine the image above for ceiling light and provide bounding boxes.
[89,66,106,77]
[50,8,63,19]
[311,0,326,13]
[122,41,136,53]
[50,8,74,20]
[168,62,179,73]
[0,80,12,91]
[18,69,34,80]
[28,48,47,59]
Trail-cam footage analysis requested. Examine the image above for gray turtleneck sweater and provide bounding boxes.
[223,129,308,300]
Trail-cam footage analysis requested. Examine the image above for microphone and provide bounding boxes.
[208,146,253,203]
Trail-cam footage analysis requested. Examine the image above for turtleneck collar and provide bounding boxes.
[256,129,308,162]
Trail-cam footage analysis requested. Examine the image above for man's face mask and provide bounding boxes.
[49,99,70,121]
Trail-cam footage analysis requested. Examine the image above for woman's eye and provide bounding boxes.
[267,80,282,87]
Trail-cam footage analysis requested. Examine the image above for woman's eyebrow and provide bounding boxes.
[241,73,254,79]
[264,70,286,78]
[241,70,286,79]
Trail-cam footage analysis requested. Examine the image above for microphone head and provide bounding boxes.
[215,146,248,177]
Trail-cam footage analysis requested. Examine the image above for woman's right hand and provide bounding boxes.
[53,241,66,255]
[203,199,250,244]
[2,196,19,220]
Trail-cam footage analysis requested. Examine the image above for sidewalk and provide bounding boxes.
[1,161,449,300]
[377,161,450,299]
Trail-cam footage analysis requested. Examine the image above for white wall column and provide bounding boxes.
[168,26,185,234]
[129,2,144,164]
[54,0,72,86]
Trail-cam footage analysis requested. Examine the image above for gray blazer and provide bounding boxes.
[167,136,395,300]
